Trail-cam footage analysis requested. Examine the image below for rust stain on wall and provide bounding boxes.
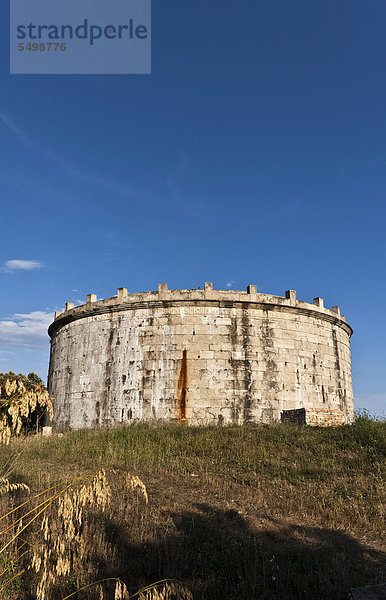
[177,349,188,424]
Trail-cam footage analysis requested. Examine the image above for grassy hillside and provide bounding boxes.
[0,416,384,599]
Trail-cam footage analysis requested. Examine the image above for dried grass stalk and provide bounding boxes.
[31,470,148,600]
[0,477,30,496]
[137,582,193,600]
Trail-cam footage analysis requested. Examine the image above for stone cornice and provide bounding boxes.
[49,285,353,338]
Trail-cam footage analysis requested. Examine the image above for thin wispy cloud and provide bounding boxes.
[0,112,77,176]
[0,111,153,209]
[0,311,52,349]
[0,112,30,146]
[1,112,251,228]
[0,111,205,218]
[355,393,386,404]
[2,259,44,273]
[354,394,386,418]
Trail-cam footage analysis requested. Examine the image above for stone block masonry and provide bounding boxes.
[48,284,354,430]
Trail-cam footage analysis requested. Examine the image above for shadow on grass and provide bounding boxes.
[89,503,385,600]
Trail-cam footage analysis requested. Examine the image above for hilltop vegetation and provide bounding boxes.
[0,371,52,444]
[0,416,384,599]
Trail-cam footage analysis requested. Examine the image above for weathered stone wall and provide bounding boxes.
[48,284,354,429]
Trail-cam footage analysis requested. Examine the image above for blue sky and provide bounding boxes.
[0,1,385,416]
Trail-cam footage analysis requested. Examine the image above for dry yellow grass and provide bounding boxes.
[0,416,384,599]
[0,476,30,496]
[136,582,193,600]
[0,468,152,599]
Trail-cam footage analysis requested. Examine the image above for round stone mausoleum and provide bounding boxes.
[48,283,354,429]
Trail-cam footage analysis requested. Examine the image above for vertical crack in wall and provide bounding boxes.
[62,329,73,429]
[102,320,114,426]
[64,364,72,429]
[177,349,188,424]
[229,316,240,423]
[332,328,344,411]
[228,310,253,423]
[241,307,253,422]
[260,310,279,422]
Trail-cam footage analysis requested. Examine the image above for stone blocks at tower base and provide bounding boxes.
[281,407,347,426]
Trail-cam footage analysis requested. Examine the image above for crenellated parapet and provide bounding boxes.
[49,282,352,338]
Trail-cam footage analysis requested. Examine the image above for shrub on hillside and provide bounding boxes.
[0,372,53,444]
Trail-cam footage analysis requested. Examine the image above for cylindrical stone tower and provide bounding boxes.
[48,284,354,429]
